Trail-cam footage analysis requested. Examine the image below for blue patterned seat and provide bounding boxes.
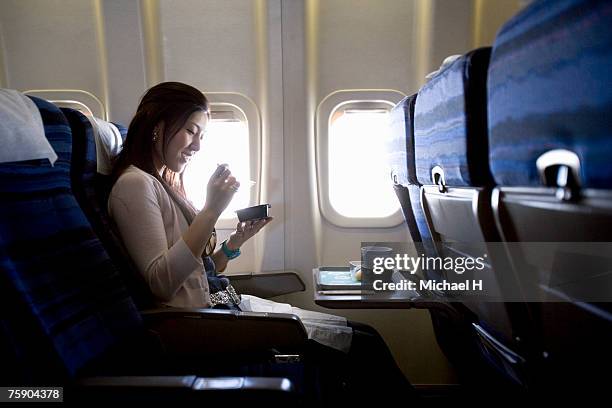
[61,108,157,310]
[413,48,533,387]
[414,48,492,188]
[0,97,146,382]
[388,95,422,244]
[487,0,612,391]
[488,0,612,189]
[388,95,437,259]
[388,94,487,377]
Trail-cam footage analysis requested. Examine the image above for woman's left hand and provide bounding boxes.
[226,217,273,250]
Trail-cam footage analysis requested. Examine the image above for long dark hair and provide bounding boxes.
[111,81,216,256]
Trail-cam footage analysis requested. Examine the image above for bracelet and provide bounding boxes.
[221,239,241,260]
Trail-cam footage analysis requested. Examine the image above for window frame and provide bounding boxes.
[202,92,261,230]
[24,89,107,120]
[316,89,406,228]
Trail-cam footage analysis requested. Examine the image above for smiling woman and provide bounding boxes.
[108,82,245,305]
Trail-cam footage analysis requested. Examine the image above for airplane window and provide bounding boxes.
[183,119,251,219]
[328,108,399,218]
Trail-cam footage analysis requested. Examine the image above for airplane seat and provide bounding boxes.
[388,94,422,245]
[61,107,157,309]
[388,94,437,259]
[0,96,313,403]
[0,96,151,379]
[487,0,612,390]
[388,94,481,375]
[414,47,531,387]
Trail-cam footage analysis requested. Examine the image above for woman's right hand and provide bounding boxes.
[203,164,240,217]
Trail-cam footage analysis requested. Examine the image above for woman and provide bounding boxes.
[108,82,415,404]
[108,83,264,309]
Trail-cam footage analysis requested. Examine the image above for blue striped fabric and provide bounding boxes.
[62,108,157,310]
[386,94,437,257]
[0,98,143,377]
[62,109,97,211]
[387,94,437,260]
[388,95,418,186]
[414,48,492,187]
[488,0,612,188]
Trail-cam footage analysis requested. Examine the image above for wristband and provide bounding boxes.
[221,239,241,260]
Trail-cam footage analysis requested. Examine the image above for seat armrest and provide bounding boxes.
[228,270,305,298]
[141,308,308,356]
[72,376,296,404]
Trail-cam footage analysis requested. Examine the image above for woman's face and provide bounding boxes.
[157,110,208,173]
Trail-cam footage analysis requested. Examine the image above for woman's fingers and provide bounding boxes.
[248,217,273,233]
[211,166,242,193]
[217,164,230,177]
[212,163,227,178]
[215,169,231,184]
[216,174,240,190]
[230,217,273,249]
[256,217,273,230]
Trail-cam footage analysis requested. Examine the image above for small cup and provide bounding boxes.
[361,246,393,269]
[361,246,393,283]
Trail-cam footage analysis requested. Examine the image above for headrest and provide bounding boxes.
[62,107,123,176]
[91,117,123,175]
[488,0,612,189]
[425,55,462,80]
[0,89,58,165]
[61,108,97,182]
[388,94,418,186]
[414,48,492,187]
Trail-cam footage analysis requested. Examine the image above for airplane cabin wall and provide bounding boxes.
[282,0,473,385]
[0,0,523,385]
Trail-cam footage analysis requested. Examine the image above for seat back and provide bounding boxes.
[388,95,422,244]
[414,48,530,386]
[488,0,612,387]
[387,93,492,383]
[388,94,438,262]
[62,108,156,309]
[0,97,146,383]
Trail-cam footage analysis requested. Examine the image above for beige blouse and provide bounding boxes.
[108,165,212,308]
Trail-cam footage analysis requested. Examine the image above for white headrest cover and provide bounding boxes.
[0,89,57,165]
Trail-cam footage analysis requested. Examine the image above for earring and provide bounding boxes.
[152,130,158,142]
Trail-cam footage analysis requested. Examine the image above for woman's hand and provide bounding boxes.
[203,164,240,217]
[226,217,273,250]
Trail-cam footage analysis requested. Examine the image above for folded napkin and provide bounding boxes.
[240,294,353,353]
